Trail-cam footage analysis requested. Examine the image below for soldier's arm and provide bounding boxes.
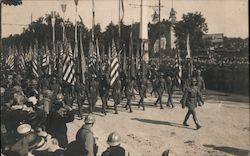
[197,89,204,104]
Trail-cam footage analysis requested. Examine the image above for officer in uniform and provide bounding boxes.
[138,74,147,111]
[101,132,128,156]
[154,73,166,109]
[166,76,174,108]
[76,114,98,156]
[112,79,121,114]
[124,80,133,113]
[99,74,109,115]
[181,77,203,130]
[196,69,206,106]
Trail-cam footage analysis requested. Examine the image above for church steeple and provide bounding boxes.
[169,0,177,24]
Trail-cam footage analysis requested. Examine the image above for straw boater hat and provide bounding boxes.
[17,124,31,135]
[31,137,49,151]
[38,131,52,141]
[47,138,63,152]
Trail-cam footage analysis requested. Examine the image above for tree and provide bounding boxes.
[174,12,208,56]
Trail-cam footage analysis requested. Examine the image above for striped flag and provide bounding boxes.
[32,42,39,78]
[18,44,26,70]
[96,38,101,62]
[110,39,119,86]
[88,41,97,67]
[6,47,14,70]
[26,44,33,62]
[42,53,49,67]
[62,54,76,85]
[175,49,182,86]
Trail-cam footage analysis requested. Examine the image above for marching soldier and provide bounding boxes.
[166,76,174,108]
[196,69,206,106]
[154,73,166,109]
[99,74,109,115]
[138,74,147,111]
[87,74,98,113]
[75,81,86,119]
[181,77,203,130]
[124,80,133,113]
[150,74,158,98]
[112,79,121,114]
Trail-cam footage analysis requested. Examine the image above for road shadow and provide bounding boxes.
[131,118,195,130]
[203,144,250,156]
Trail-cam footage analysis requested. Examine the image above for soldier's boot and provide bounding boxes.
[183,110,191,126]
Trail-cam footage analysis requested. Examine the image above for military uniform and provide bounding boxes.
[99,75,109,115]
[154,73,166,109]
[124,81,133,113]
[75,125,98,156]
[87,76,98,113]
[166,76,174,108]
[196,70,206,106]
[76,82,86,119]
[112,79,121,114]
[138,76,147,110]
[181,78,203,130]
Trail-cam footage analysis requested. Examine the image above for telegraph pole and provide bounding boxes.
[158,0,161,65]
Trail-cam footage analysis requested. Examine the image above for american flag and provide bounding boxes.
[110,39,119,86]
[18,45,26,70]
[6,47,15,70]
[32,42,39,78]
[88,41,97,68]
[175,49,182,86]
[62,54,76,85]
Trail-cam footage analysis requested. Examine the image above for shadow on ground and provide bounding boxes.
[203,144,250,156]
[131,118,195,130]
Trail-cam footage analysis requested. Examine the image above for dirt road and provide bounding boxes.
[66,90,249,156]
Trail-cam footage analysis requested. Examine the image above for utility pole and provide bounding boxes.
[158,0,161,65]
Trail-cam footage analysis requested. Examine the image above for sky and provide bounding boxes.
[2,0,249,38]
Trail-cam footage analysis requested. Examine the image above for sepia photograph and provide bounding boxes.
[0,0,249,155]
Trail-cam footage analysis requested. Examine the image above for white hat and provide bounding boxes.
[34,137,49,151]
[47,138,63,152]
[38,131,52,141]
[17,124,31,135]
[28,96,38,105]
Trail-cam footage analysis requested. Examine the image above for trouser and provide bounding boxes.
[77,96,85,118]
[138,97,145,110]
[125,97,132,112]
[114,101,118,114]
[155,91,163,109]
[151,88,157,97]
[167,93,174,107]
[183,109,200,126]
[100,95,108,114]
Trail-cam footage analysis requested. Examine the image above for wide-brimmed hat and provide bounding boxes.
[17,124,31,135]
[31,137,49,151]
